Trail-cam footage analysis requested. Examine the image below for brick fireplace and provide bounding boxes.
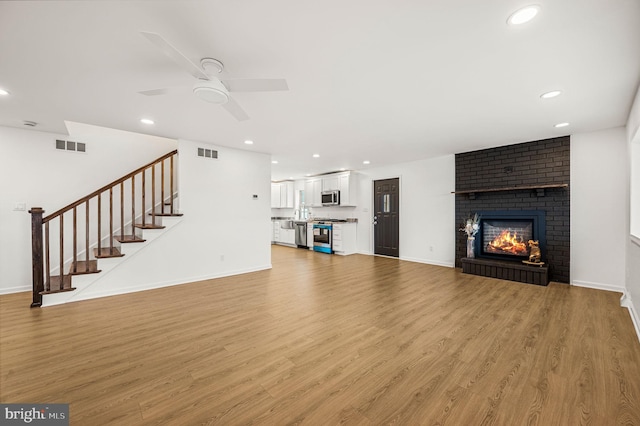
[455,136,570,283]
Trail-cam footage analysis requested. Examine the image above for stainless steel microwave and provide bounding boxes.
[321,190,340,206]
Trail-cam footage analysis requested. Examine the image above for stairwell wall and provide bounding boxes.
[78,138,272,294]
[0,124,177,294]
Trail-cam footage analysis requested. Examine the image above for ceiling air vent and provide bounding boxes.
[56,139,86,153]
[197,147,218,159]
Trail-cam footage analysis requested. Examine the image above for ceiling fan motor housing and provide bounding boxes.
[193,78,229,104]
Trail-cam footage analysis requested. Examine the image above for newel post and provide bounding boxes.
[29,207,45,307]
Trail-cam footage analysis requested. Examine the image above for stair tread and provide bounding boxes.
[149,212,183,217]
[135,223,165,229]
[93,247,125,258]
[41,275,75,294]
[70,260,101,275]
[115,235,146,243]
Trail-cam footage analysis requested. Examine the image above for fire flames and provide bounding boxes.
[486,230,528,255]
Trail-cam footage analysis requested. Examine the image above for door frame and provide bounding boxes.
[371,176,401,257]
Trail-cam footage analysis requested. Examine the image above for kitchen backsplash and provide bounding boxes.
[271,206,357,220]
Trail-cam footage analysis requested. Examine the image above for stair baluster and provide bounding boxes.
[29,150,178,306]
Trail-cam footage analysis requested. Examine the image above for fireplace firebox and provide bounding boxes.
[474,210,546,262]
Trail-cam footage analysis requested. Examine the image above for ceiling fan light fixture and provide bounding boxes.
[193,78,229,104]
[194,86,229,104]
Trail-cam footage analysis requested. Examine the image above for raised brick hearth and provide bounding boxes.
[455,136,570,283]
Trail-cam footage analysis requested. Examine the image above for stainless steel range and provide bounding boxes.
[312,221,332,254]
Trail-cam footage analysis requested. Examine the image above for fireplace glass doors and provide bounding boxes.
[481,219,533,258]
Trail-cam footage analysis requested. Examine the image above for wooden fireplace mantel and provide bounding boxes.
[452,183,568,199]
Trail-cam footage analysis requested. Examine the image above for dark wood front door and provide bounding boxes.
[374,178,399,257]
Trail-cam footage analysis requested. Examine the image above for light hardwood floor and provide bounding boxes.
[1,245,639,425]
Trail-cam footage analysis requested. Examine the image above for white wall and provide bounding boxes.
[74,138,272,294]
[628,84,640,239]
[0,124,177,294]
[571,127,628,291]
[354,155,456,267]
[625,83,640,339]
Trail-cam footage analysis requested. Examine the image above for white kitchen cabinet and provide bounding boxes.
[322,175,340,191]
[271,181,294,208]
[272,220,281,242]
[272,220,296,245]
[307,222,314,249]
[338,172,358,206]
[305,172,357,207]
[281,228,295,245]
[305,178,322,207]
[332,222,356,255]
[282,181,294,208]
[271,183,281,208]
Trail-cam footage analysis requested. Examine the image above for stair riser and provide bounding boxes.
[41,216,184,306]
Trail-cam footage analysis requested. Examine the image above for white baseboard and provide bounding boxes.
[355,251,454,268]
[621,293,640,343]
[572,281,639,343]
[400,255,455,268]
[571,279,626,293]
[0,285,31,295]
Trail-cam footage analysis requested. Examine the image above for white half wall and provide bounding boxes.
[571,127,628,292]
[355,155,456,267]
[0,124,177,294]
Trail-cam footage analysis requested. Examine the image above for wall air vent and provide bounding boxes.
[56,139,86,153]
[197,147,218,159]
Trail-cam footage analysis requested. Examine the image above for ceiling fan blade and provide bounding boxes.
[140,31,209,80]
[222,79,289,92]
[222,96,249,121]
[138,87,189,96]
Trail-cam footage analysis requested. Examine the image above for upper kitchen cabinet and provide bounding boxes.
[271,181,294,208]
[322,175,340,192]
[305,177,322,207]
[305,171,358,207]
[337,171,358,206]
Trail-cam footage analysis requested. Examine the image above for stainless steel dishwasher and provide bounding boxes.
[294,221,308,248]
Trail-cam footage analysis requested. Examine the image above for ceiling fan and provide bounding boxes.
[139,31,288,121]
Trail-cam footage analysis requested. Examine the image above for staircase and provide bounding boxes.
[29,150,181,307]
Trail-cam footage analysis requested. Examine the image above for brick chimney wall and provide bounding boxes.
[455,136,570,283]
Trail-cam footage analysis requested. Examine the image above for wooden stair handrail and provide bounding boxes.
[43,150,178,223]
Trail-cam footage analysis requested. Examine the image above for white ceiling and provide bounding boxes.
[1,0,639,181]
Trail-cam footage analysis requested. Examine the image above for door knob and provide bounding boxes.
[373,221,378,225]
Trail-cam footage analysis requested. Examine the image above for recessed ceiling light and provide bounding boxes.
[507,5,540,26]
[540,90,562,99]
[140,118,154,125]
[244,140,253,145]
[0,88,9,96]
[554,122,569,128]
[313,154,320,158]
[339,168,346,171]
[288,176,293,179]
[305,173,311,177]
[272,160,278,164]
[363,160,370,165]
